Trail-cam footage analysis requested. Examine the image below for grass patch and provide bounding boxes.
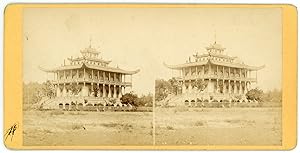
[101,123,120,128]
[166,125,175,130]
[224,119,241,124]
[68,112,87,115]
[71,123,84,130]
[101,122,133,130]
[122,123,133,131]
[194,121,205,126]
[50,110,64,115]
[173,106,189,113]
[42,129,53,134]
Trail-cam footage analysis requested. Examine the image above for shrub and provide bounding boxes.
[194,121,205,126]
[246,88,264,102]
[71,124,84,130]
[166,126,174,130]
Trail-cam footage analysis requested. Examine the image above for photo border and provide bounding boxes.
[3,3,297,150]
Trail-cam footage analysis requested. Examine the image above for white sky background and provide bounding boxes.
[23,7,282,95]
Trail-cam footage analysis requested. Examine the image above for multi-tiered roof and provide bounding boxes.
[40,45,139,75]
[164,41,264,71]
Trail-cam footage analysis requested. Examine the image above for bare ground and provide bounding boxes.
[23,107,282,146]
[154,107,282,146]
[23,111,153,146]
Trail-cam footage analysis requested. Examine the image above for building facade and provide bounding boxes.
[40,44,139,109]
[164,41,264,106]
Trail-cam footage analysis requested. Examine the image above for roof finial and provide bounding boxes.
[214,30,217,44]
[89,37,92,48]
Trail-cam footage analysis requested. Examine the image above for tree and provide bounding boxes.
[136,93,153,107]
[93,85,100,97]
[68,83,82,96]
[155,79,172,101]
[120,92,138,106]
[246,88,264,102]
[218,81,224,93]
[23,82,44,104]
[42,80,56,98]
[262,88,282,104]
[192,79,207,91]
[168,78,181,95]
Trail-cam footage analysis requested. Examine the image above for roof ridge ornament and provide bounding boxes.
[214,30,217,44]
[89,37,92,48]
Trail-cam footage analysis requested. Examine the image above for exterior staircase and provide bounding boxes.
[37,96,113,110]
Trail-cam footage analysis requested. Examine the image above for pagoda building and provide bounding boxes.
[40,44,139,109]
[164,41,264,106]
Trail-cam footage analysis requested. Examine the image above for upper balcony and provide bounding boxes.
[176,73,257,82]
[52,78,132,86]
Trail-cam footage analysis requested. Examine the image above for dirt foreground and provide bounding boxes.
[155,107,282,145]
[23,111,153,146]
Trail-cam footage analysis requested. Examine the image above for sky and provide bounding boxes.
[23,7,282,95]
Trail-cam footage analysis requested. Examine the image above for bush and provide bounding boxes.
[71,124,84,130]
[246,88,264,102]
[120,92,138,106]
[166,126,174,130]
[194,121,205,126]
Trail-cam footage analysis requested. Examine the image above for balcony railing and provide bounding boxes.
[178,74,256,82]
[52,78,132,86]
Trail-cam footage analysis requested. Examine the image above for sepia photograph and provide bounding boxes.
[154,8,282,145]
[22,8,154,146]
[22,6,282,146]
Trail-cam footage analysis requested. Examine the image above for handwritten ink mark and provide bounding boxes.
[5,123,19,142]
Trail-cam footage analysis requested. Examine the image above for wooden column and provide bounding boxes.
[113,85,117,98]
[102,84,105,97]
[114,73,116,82]
[108,72,111,81]
[182,81,186,94]
[83,68,86,80]
[241,81,243,94]
[124,75,126,93]
[76,69,79,79]
[222,66,225,77]
[181,69,183,77]
[240,69,242,78]
[216,79,218,93]
[57,71,60,82]
[103,71,105,81]
[234,80,237,94]
[228,79,231,94]
[118,86,122,98]
[108,84,111,97]
[222,79,225,94]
